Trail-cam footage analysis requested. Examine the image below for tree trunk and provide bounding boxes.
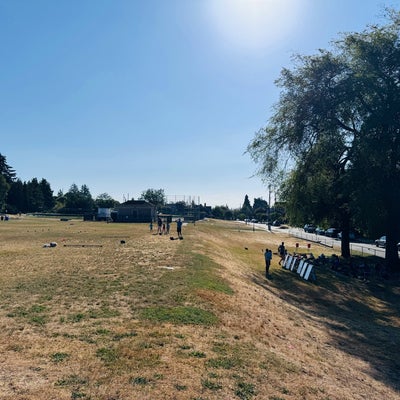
[384,198,400,274]
[340,213,351,258]
[385,241,399,274]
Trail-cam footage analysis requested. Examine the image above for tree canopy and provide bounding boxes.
[139,188,166,208]
[247,9,400,271]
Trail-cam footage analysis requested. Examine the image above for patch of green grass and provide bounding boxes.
[71,391,87,399]
[280,387,290,394]
[130,376,151,386]
[30,304,47,313]
[189,351,207,358]
[138,341,153,349]
[212,341,230,355]
[235,381,256,399]
[95,328,110,335]
[260,351,300,374]
[140,306,218,325]
[51,352,70,363]
[179,344,192,350]
[7,304,49,325]
[187,253,234,295]
[112,331,137,341]
[65,307,121,324]
[206,356,242,370]
[68,313,85,323]
[202,379,222,391]
[30,314,48,325]
[175,333,185,339]
[95,347,118,364]
[55,374,88,387]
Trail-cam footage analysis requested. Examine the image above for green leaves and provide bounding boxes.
[248,9,400,268]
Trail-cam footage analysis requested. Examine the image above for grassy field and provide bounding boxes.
[0,216,399,400]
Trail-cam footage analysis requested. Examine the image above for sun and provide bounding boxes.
[205,0,306,53]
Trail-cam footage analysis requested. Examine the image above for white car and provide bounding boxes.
[375,235,400,250]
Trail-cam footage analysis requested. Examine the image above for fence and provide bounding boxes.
[287,228,385,258]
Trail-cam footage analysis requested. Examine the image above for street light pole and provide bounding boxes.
[268,184,271,221]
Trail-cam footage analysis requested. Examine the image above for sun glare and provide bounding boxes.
[205,0,306,53]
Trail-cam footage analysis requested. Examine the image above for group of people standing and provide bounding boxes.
[264,241,286,278]
[150,217,183,239]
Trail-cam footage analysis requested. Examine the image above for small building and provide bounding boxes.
[96,207,111,221]
[111,200,156,223]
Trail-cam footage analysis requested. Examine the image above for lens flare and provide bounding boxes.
[205,0,306,52]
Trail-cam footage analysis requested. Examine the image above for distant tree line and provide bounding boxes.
[209,194,284,223]
[0,153,119,214]
[0,157,262,220]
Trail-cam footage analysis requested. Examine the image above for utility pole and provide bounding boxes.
[267,185,272,231]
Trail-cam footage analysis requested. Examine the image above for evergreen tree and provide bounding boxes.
[39,179,55,211]
[64,184,94,212]
[0,175,9,212]
[25,178,44,212]
[0,153,16,184]
[7,179,25,213]
[241,195,252,218]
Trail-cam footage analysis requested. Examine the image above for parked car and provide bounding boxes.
[315,227,325,235]
[325,228,339,238]
[303,224,315,233]
[374,235,400,250]
[375,236,386,247]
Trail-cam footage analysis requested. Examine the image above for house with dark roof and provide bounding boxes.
[111,200,155,223]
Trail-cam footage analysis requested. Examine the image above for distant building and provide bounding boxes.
[111,200,155,223]
[96,207,111,221]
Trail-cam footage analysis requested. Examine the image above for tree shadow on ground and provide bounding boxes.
[249,266,400,393]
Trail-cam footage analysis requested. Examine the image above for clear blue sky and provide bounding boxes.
[0,0,395,208]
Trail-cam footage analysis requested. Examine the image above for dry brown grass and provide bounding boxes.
[0,216,399,400]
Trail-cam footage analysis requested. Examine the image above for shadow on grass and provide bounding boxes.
[249,265,400,393]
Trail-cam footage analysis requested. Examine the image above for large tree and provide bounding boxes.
[344,11,400,269]
[25,178,44,212]
[253,197,269,222]
[6,179,25,213]
[39,179,55,211]
[139,188,166,209]
[0,153,15,211]
[248,9,400,271]
[241,194,252,219]
[64,184,95,212]
[249,50,355,256]
[95,193,117,208]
